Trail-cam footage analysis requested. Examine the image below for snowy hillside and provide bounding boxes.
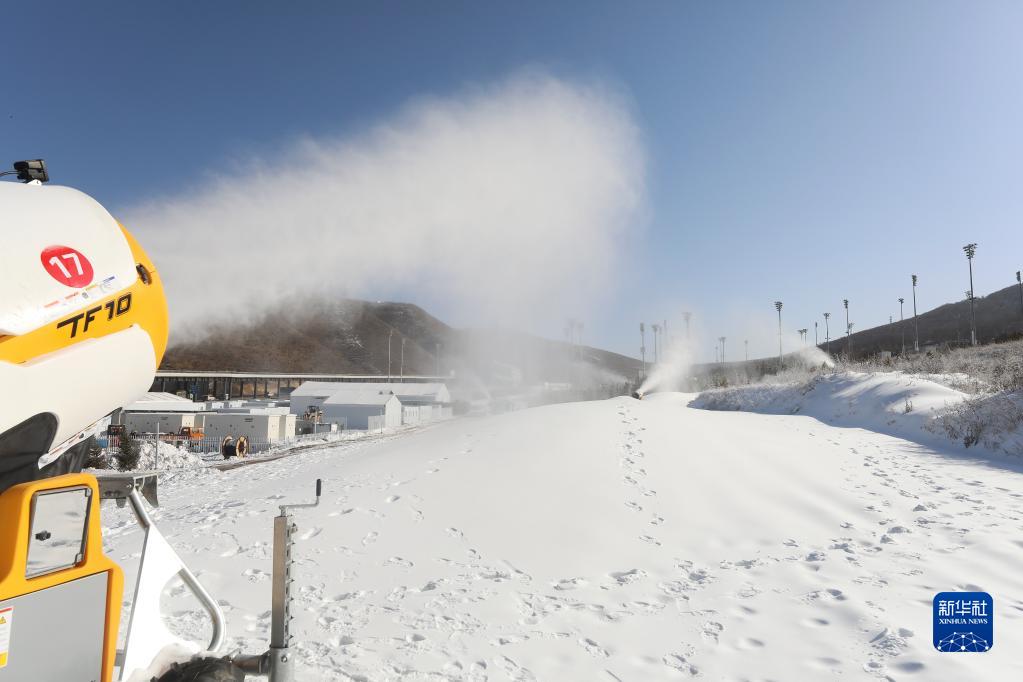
[693,372,1023,457]
[104,394,1023,680]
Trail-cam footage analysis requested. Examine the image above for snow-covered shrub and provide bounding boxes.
[928,393,1023,453]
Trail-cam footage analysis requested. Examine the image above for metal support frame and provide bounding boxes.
[96,473,225,680]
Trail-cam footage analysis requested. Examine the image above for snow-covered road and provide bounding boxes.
[105,394,1023,681]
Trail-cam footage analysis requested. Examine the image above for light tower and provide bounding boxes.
[798,328,808,347]
[639,323,646,374]
[898,297,905,355]
[963,243,978,346]
[719,336,726,363]
[843,299,850,356]
[1017,271,1023,314]
[682,311,692,341]
[814,321,818,347]
[774,301,783,360]
[387,328,393,381]
[651,323,660,364]
[823,312,831,355]
[744,339,749,362]
[911,274,920,352]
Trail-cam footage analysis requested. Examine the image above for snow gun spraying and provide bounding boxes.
[0,160,320,682]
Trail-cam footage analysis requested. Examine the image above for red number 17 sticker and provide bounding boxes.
[40,245,94,288]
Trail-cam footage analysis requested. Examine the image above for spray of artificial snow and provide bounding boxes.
[638,337,696,395]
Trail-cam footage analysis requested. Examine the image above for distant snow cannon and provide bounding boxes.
[631,390,644,400]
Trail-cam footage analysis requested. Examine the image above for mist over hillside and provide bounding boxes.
[161,297,641,389]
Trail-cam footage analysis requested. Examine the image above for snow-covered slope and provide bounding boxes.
[104,395,1023,680]
[692,372,1023,457]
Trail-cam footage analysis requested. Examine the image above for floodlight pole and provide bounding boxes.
[912,275,919,352]
[387,329,393,381]
[774,301,783,360]
[814,321,818,347]
[964,243,978,346]
[898,298,905,355]
[651,323,660,364]
[843,299,850,357]
[719,336,726,363]
[1010,269,1018,316]
[823,313,830,355]
[683,312,692,341]
[639,323,646,376]
[400,337,406,381]
[744,339,748,362]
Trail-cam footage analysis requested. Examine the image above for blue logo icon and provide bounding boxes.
[933,592,993,652]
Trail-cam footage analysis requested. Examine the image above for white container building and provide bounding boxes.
[123,411,200,434]
[200,412,283,443]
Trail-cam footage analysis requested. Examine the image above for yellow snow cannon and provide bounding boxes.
[0,160,322,682]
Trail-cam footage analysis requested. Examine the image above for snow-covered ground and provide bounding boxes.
[693,372,1023,457]
[103,391,1023,680]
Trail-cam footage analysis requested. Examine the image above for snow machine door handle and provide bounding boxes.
[118,487,226,680]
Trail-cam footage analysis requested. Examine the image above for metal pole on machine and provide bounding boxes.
[266,480,322,681]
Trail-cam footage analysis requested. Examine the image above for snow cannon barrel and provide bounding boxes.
[631,391,644,400]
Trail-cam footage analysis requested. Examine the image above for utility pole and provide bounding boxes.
[774,301,783,360]
[963,243,978,346]
[719,336,726,363]
[843,299,850,357]
[387,329,393,381]
[898,298,905,355]
[911,274,920,352]
[400,337,406,381]
[823,312,831,355]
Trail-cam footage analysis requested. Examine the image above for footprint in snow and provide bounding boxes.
[578,637,609,657]
[362,531,379,546]
[701,621,724,643]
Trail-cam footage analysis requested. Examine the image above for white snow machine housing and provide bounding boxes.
[0,161,319,682]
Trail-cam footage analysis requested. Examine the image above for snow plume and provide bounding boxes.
[638,336,697,395]
[126,72,645,340]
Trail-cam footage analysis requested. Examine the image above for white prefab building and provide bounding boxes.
[290,381,451,427]
[123,411,200,434]
[200,413,283,443]
[125,392,205,413]
[288,382,343,418]
[322,390,402,431]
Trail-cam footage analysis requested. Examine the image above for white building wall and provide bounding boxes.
[201,413,282,442]
[124,412,196,434]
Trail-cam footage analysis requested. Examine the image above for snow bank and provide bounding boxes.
[691,372,1023,456]
[134,441,206,470]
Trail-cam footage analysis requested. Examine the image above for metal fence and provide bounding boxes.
[101,429,369,465]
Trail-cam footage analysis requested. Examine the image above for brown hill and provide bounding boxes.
[161,298,640,387]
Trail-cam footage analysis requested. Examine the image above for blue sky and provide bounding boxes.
[5,2,1023,360]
